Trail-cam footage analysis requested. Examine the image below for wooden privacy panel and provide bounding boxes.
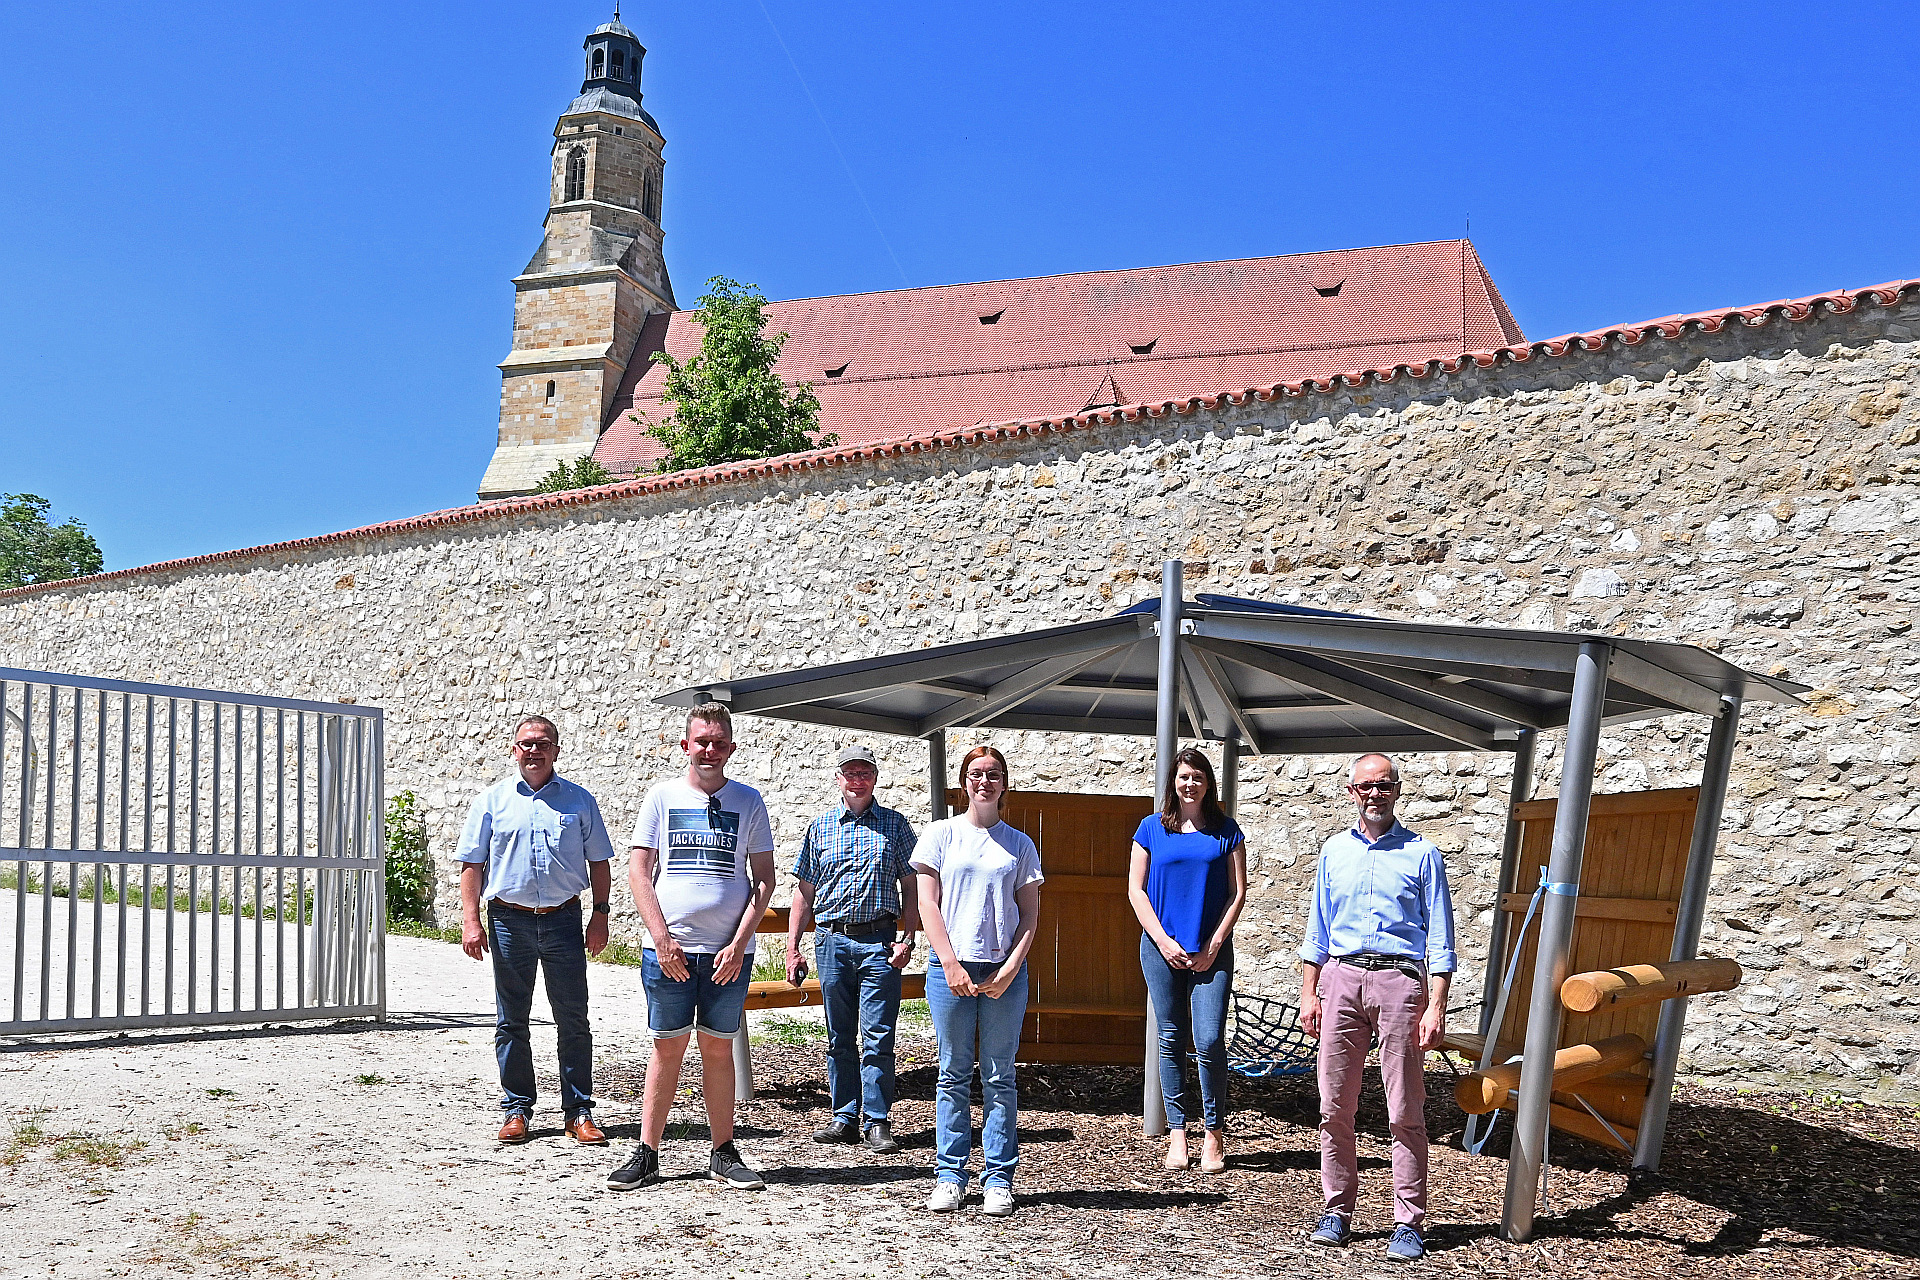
[949,789,1153,1065]
[1493,787,1699,1132]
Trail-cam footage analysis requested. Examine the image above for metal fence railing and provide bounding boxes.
[0,666,385,1035]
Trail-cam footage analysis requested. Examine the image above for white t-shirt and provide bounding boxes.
[629,777,775,955]
[911,816,1044,963]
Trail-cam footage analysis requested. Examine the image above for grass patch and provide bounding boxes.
[161,1120,205,1141]
[751,1014,827,1047]
[751,949,787,983]
[387,919,461,944]
[592,938,647,968]
[51,1135,145,1168]
[352,1073,386,1087]
[2,1109,49,1165]
[204,1088,235,1099]
[0,865,315,924]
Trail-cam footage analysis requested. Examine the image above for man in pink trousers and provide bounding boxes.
[1299,752,1457,1263]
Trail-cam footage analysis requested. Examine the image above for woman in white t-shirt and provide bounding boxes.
[912,744,1043,1218]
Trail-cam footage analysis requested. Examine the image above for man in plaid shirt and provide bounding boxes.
[785,745,921,1153]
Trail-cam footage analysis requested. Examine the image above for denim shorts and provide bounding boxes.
[641,948,753,1039]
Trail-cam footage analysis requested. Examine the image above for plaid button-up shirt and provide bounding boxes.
[793,802,918,926]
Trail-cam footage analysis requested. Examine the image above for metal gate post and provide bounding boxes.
[1502,642,1610,1242]
[1481,729,1537,1038]
[1632,690,1743,1170]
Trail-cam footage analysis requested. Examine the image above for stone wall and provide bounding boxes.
[5,290,1918,1098]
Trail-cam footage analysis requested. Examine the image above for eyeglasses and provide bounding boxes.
[708,794,723,829]
[1350,781,1398,794]
[514,738,557,751]
[965,770,1006,783]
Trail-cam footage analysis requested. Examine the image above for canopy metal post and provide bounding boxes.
[1220,737,1241,818]
[1155,561,1183,800]
[926,731,949,822]
[1480,729,1537,1038]
[1143,559,1182,1140]
[1502,642,1610,1242]
[1632,689,1743,1172]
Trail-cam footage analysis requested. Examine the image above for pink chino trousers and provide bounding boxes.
[1315,960,1428,1229]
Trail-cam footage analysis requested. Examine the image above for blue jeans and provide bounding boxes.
[1139,933,1234,1131]
[926,957,1028,1188]
[816,930,902,1124]
[487,900,593,1117]
[640,949,753,1038]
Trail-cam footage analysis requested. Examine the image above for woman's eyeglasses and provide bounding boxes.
[965,770,1006,783]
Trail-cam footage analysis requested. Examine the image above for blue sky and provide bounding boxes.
[2,1,1916,572]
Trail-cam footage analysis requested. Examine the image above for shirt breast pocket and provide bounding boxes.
[548,812,585,861]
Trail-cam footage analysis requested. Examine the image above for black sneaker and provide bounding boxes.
[708,1141,764,1190]
[863,1120,900,1154]
[605,1142,660,1191]
[812,1118,858,1144]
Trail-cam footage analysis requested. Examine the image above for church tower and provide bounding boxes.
[478,9,676,499]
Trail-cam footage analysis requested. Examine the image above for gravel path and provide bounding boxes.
[6,933,1916,1278]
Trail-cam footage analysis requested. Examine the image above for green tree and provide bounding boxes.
[0,494,103,589]
[531,455,616,493]
[384,790,434,924]
[635,276,834,472]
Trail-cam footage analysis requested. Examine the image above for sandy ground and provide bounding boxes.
[6,928,1917,1280]
[3,929,1109,1280]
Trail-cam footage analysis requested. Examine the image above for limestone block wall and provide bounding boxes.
[4,292,1918,1098]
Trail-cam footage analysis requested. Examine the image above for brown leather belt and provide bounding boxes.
[489,898,576,915]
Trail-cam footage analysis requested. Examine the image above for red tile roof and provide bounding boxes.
[595,239,1524,474]
[4,276,1913,602]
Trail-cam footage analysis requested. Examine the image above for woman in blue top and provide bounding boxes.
[1127,747,1248,1173]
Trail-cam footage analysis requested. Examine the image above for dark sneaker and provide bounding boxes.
[863,1120,900,1154]
[1386,1224,1425,1261]
[708,1141,765,1190]
[812,1118,859,1144]
[1308,1213,1351,1247]
[605,1142,660,1191]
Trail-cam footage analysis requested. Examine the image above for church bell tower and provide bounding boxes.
[478,8,676,499]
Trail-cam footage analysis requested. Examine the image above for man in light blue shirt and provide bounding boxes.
[1299,752,1456,1262]
[458,714,615,1146]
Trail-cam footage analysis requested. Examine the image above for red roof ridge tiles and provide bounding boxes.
[6,276,1915,603]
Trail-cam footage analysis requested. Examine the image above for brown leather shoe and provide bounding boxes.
[565,1113,608,1145]
[497,1112,531,1144]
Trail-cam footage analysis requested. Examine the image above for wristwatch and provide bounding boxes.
[592,902,611,915]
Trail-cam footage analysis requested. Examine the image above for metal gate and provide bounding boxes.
[0,666,385,1034]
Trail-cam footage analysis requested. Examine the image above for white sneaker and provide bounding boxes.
[926,1181,964,1213]
[982,1186,1015,1217]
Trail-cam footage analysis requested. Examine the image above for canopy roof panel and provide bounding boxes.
[657,596,1805,753]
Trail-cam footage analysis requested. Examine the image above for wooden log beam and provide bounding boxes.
[745,971,928,1012]
[1560,958,1743,1014]
[1455,1033,1647,1115]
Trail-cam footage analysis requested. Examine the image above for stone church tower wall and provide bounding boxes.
[3,289,1918,1099]
[480,17,674,500]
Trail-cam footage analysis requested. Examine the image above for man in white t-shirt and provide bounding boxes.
[606,702,776,1194]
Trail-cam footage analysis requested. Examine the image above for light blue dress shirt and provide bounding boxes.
[457,773,615,909]
[1298,821,1458,974]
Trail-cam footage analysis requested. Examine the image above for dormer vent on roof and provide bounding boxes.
[1311,278,1345,298]
[825,362,849,378]
[978,309,1005,325]
[1128,337,1158,355]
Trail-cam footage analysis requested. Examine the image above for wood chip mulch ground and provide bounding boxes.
[600,1036,1918,1279]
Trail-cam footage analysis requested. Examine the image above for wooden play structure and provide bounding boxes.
[1445,788,1745,1153]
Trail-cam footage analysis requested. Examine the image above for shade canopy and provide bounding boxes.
[657,595,1805,754]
